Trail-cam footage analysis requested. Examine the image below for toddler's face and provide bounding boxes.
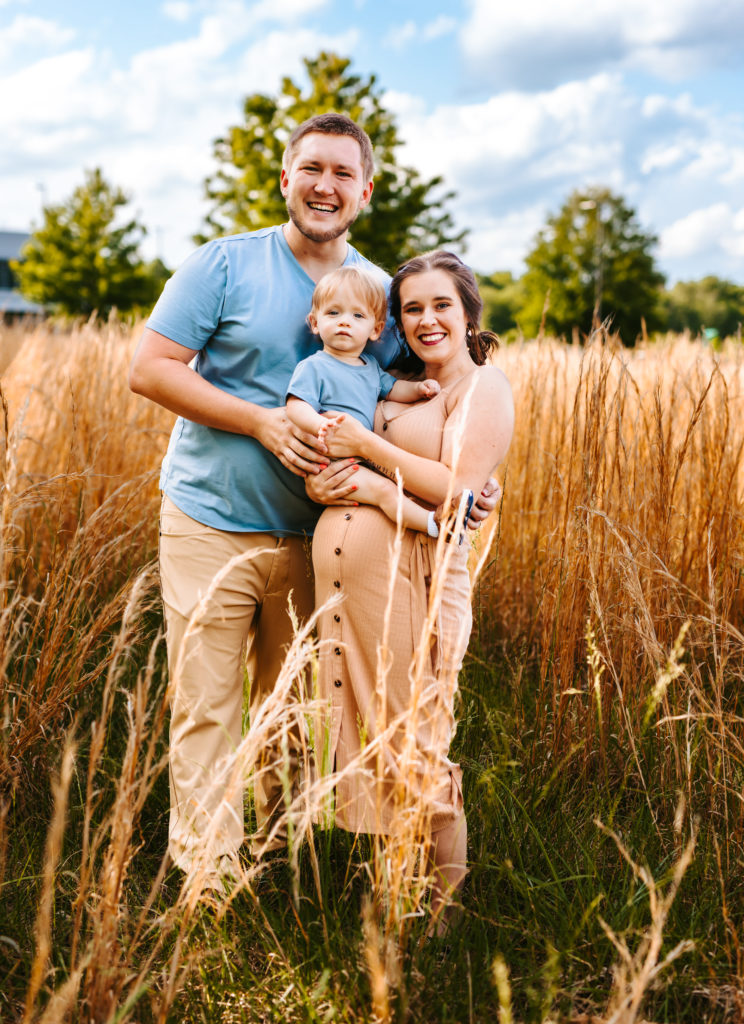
[310,282,382,362]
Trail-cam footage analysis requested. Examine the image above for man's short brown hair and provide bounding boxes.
[283,113,375,183]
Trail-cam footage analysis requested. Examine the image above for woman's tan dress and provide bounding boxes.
[312,383,473,835]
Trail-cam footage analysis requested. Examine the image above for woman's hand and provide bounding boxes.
[305,458,360,506]
[468,477,502,528]
[321,413,370,460]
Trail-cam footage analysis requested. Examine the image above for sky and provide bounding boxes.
[2,0,744,285]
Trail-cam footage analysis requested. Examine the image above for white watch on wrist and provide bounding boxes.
[427,510,440,538]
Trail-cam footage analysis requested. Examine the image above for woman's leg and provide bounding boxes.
[428,809,468,934]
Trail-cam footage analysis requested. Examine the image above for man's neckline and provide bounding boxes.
[280,222,351,284]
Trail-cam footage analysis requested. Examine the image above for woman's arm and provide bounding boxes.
[440,368,514,500]
[351,466,429,532]
[322,367,514,506]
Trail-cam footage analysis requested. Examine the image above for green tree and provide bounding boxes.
[197,51,465,273]
[520,187,665,343]
[661,276,743,339]
[477,271,526,337]
[13,169,163,318]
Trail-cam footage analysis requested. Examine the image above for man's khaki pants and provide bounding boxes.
[159,495,314,872]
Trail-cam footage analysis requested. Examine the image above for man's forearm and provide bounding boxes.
[130,348,268,438]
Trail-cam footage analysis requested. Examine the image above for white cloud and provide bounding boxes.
[386,70,744,281]
[386,75,635,272]
[660,203,744,263]
[162,1,193,22]
[424,15,457,41]
[0,12,360,266]
[460,0,744,89]
[0,14,75,63]
[460,206,547,275]
[385,15,456,50]
[0,49,103,134]
[682,140,744,185]
[641,143,692,174]
[249,0,330,22]
[730,210,744,260]
[389,73,632,204]
[1,0,742,288]
[385,21,416,49]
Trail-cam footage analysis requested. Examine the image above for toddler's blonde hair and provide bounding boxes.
[310,266,388,326]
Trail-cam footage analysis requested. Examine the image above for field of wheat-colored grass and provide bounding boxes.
[1,318,743,1023]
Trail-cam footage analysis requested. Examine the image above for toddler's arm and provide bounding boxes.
[286,396,339,440]
[386,378,441,404]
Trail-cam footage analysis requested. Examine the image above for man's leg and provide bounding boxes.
[160,496,281,872]
[246,534,314,846]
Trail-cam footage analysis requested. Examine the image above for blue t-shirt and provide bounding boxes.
[287,351,397,431]
[147,225,402,535]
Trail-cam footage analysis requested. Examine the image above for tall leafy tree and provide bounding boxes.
[520,187,665,343]
[13,169,164,318]
[197,52,465,273]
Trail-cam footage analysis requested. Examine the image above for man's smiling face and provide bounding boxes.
[280,132,374,244]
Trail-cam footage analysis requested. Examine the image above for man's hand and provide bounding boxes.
[255,406,329,478]
[305,459,360,506]
[468,477,502,529]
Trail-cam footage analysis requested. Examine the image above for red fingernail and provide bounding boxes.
[319,463,328,470]
[352,464,359,471]
[351,484,358,491]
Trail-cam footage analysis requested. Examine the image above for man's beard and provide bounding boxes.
[286,198,360,243]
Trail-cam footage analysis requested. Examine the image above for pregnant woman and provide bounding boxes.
[312,250,514,928]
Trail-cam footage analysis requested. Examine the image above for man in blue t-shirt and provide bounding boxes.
[129,113,498,884]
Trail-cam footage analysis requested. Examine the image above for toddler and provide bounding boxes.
[286,266,440,533]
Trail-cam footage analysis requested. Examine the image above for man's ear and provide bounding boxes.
[280,167,289,197]
[359,179,374,210]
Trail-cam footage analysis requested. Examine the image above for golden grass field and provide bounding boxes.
[1,317,743,1022]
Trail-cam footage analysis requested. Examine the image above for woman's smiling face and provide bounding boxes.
[398,268,470,368]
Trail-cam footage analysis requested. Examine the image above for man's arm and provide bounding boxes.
[129,328,327,477]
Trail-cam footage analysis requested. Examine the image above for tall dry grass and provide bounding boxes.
[486,335,744,808]
[1,317,168,791]
[1,318,743,1021]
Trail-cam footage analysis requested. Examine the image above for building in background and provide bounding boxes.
[0,231,45,318]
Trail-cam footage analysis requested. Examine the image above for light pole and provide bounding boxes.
[579,197,605,326]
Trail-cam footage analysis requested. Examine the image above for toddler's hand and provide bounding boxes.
[418,379,441,399]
